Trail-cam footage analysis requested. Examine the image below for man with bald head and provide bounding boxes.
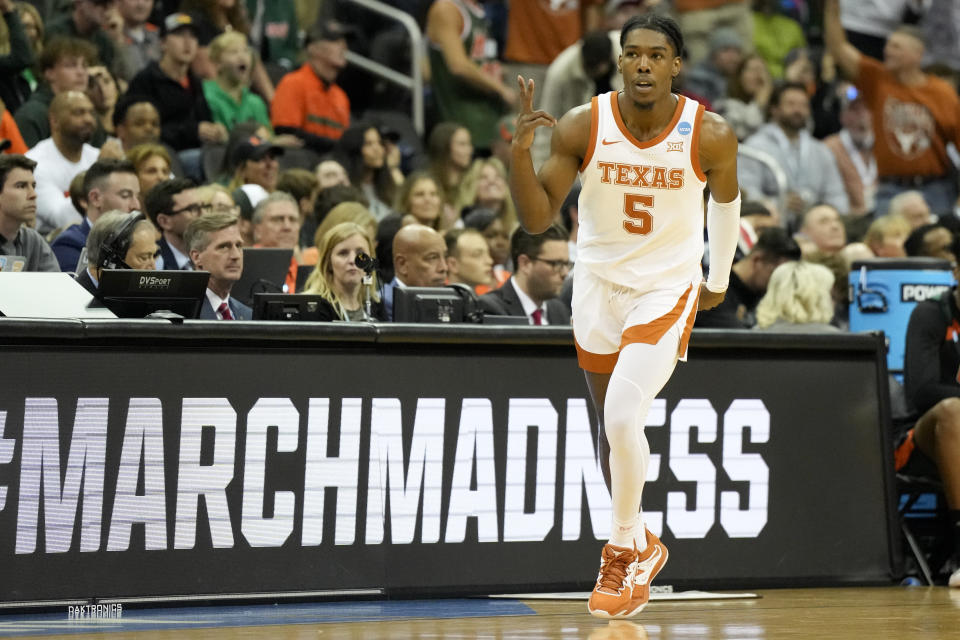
[25,91,100,234]
[384,224,448,320]
[825,0,960,216]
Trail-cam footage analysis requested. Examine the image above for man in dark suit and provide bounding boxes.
[185,210,251,320]
[144,177,201,270]
[480,223,571,325]
[51,159,141,272]
[384,224,448,320]
[78,210,160,293]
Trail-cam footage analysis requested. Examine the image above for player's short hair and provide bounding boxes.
[510,224,568,268]
[620,13,684,59]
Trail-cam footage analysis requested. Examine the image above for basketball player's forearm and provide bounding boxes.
[705,193,741,293]
[509,151,554,233]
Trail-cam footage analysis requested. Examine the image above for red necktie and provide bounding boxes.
[531,308,543,326]
[218,301,234,320]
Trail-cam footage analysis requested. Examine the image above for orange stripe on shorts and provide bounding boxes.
[620,285,693,350]
[575,339,619,374]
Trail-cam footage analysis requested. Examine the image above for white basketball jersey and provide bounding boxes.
[577,91,708,291]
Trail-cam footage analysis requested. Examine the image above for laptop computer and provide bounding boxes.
[232,248,292,305]
[0,255,26,272]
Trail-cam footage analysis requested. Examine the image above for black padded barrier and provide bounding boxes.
[0,321,900,603]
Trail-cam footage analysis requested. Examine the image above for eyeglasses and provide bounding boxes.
[170,202,212,216]
[532,257,573,273]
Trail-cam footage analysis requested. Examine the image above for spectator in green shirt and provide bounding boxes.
[201,31,270,133]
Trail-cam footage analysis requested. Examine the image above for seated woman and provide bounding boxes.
[302,221,384,321]
[126,143,172,198]
[394,171,442,230]
[755,261,839,332]
[459,157,517,230]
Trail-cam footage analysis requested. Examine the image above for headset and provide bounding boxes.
[98,212,146,270]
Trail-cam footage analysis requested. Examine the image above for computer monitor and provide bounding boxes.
[252,293,327,321]
[393,286,464,323]
[232,248,293,305]
[95,269,209,319]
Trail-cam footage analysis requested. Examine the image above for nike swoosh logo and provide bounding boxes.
[633,545,663,586]
[601,138,620,145]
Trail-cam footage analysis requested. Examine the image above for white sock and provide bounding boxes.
[610,516,639,549]
[635,512,648,552]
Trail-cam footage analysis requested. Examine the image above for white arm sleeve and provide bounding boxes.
[705,192,741,293]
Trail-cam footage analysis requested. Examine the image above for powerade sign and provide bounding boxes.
[901,283,951,303]
[0,336,895,601]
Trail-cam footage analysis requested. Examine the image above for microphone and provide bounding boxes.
[355,251,378,274]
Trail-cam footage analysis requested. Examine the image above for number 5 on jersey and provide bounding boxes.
[624,193,653,235]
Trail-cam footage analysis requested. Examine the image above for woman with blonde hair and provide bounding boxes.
[755,261,839,331]
[313,202,377,250]
[126,143,171,196]
[302,222,383,321]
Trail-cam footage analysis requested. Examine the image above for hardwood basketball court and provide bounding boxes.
[0,587,957,638]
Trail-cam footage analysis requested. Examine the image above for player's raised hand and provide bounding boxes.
[512,76,557,151]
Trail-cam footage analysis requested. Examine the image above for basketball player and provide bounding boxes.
[510,14,741,618]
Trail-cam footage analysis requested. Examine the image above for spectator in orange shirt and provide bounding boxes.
[825,0,960,216]
[271,20,351,155]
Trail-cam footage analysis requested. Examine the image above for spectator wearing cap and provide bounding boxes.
[127,12,226,175]
[684,27,745,106]
[45,0,119,78]
[752,0,806,79]
[425,0,514,152]
[14,36,97,148]
[533,29,622,169]
[117,0,161,80]
[226,134,282,194]
[202,31,270,132]
[271,19,350,155]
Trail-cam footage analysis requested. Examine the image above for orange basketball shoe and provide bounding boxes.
[587,528,668,619]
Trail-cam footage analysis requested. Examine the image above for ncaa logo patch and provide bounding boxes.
[677,122,692,135]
